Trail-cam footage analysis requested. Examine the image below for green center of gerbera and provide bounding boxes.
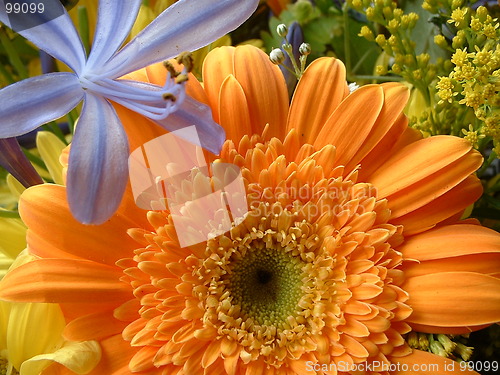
[227,245,305,327]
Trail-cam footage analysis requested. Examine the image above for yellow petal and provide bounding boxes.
[6,174,25,199]
[0,217,26,260]
[6,303,65,370]
[36,131,66,185]
[20,340,101,375]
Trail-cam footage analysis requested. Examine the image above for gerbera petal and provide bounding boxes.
[391,349,480,374]
[407,322,490,335]
[368,136,475,198]
[344,83,410,173]
[403,253,500,279]
[85,0,142,71]
[0,73,83,138]
[0,0,85,73]
[233,45,289,138]
[113,104,167,152]
[358,126,422,181]
[391,175,482,235]
[218,75,253,143]
[102,0,259,77]
[399,224,500,260]
[63,310,129,342]
[85,335,135,375]
[0,259,132,303]
[287,57,349,144]
[403,272,500,328]
[400,224,500,279]
[203,46,236,121]
[386,150,482,219]
[19,184,142,265]
[313,85,384,166]
[67,94,129,225]
[153,96,226,154]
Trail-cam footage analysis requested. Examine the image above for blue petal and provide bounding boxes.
[0,73,83,138]
[85,0,142,72]
[154,96,225,155]
[0,0,85,73]
[67,94,130,225]
[101,0,259,77]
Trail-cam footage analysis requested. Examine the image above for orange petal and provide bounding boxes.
[63,310,129,341]
[287,57,349,144]
[313,85,384,167]
[407,322,490,335]
[233,45,289,139]
[368,136,476,198]
[358,126,422,181]
[403,272,500,328]
[385,150,482,219]
[129,346,157,372]
[19,184,146,265]
[391,349,480,374]
[399,224,500,260]
[344,83,410,174]
[391,175,482,235]
[218,75,253,144]
[82,335,135,375]
[0,259,131,303]
[403,253,500,280]
[114,103,167,152]
[203,46,236,123]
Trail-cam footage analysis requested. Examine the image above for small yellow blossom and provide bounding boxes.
[451,48,469,66]
[461,124,486,148]
[436,76,455,103]
[448,7,468,28]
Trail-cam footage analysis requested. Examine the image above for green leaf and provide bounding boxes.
[402,0,449,62]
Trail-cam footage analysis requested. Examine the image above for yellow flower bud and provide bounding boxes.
[434,34,447,48]
[359,26,375,41]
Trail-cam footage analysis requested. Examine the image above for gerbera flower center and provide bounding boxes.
[227,245,304,326]
[117,133,413,372]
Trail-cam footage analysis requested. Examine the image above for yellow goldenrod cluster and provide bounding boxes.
[436,4,500,155]
[350,0,436,102]
[351,0,499,156]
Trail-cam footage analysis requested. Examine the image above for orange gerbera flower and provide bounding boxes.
[1,45,499,375]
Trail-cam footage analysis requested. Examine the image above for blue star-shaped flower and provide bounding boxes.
[0,0,258,224]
